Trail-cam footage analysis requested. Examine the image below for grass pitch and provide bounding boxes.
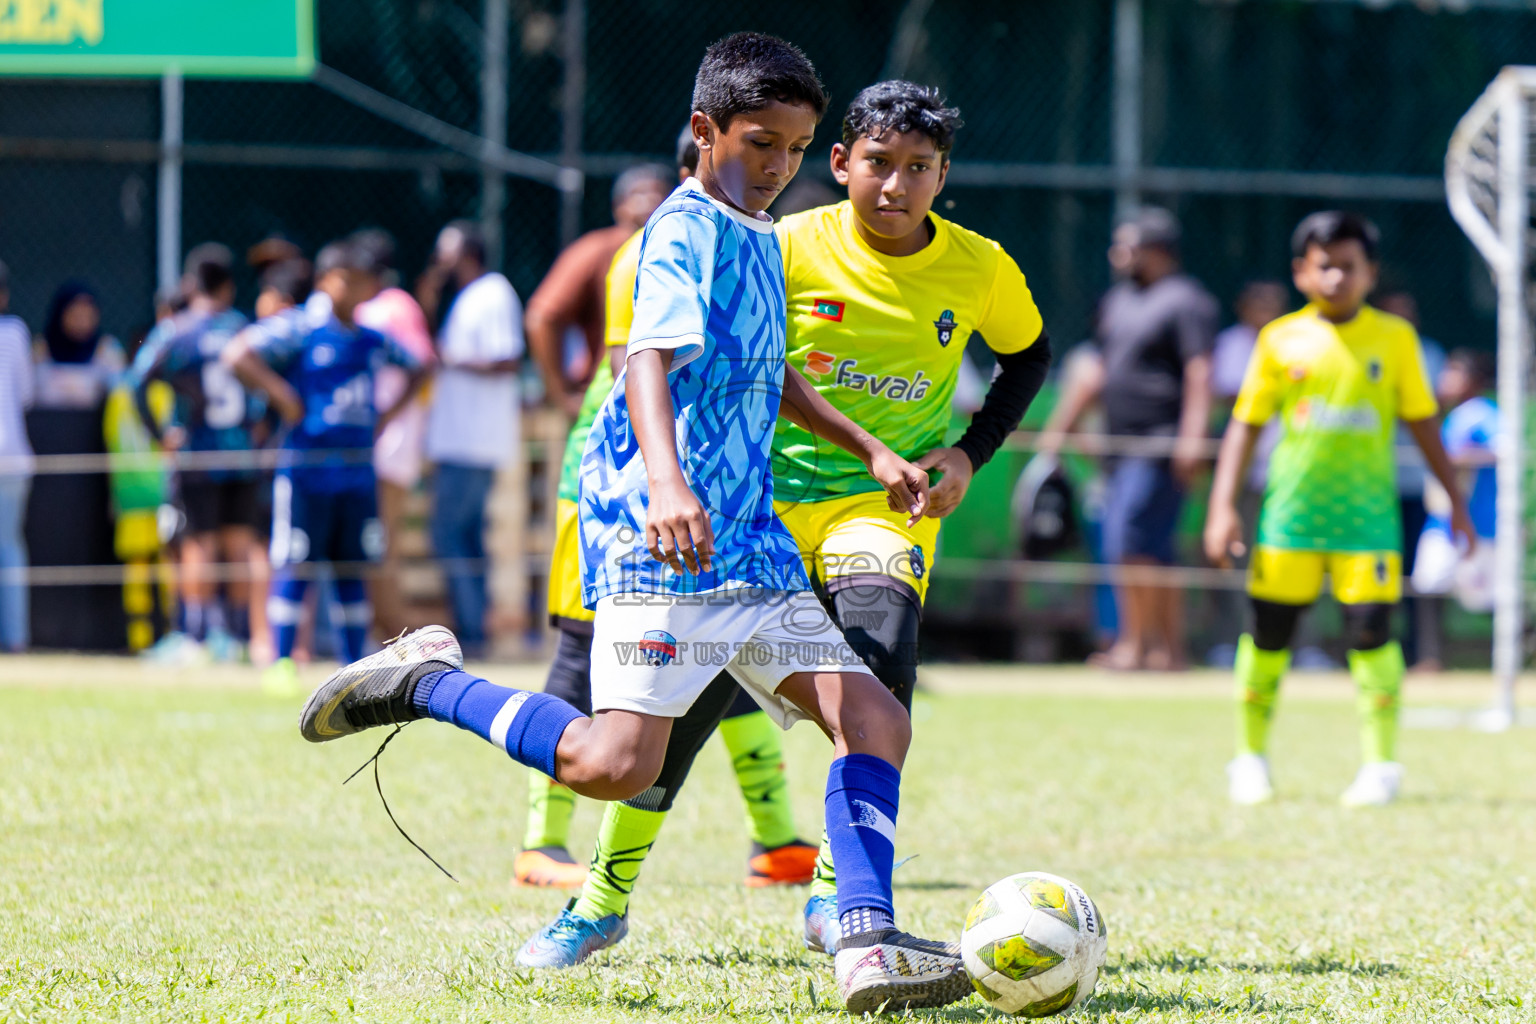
[1,657,1533,1023]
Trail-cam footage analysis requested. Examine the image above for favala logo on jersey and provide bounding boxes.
[804,351,836,378]
[933,309,958,346]
[832,358,932,401]
[1291,396,1380,432]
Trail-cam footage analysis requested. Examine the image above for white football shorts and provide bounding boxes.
[589,586,874,728]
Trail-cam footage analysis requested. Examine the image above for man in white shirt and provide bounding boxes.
[425,221,524,657]
[0,259,35,652]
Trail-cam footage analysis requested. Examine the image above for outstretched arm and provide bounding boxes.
[780,364,928,525]
[626,347,713,575]
[1405,416,1476,552]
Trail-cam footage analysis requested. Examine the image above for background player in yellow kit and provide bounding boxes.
[516,128,818,892]
[523,80,1053,966]
[1205,211,1475,808]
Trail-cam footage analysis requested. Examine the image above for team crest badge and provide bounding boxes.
[639,630,678,667]
[909,546,926,580]
[1367,358,1383,382]
[933,309,958,347]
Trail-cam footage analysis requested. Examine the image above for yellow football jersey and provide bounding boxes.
[1234,303,1436,551]
[774,201,1044,504]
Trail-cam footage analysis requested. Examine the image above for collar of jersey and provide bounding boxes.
[1303,301,1372,331]
[836,201,949,272]
[680,177,775,234]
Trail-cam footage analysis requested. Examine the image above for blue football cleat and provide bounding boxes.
[803,893,842,955]
[515,900,628,968]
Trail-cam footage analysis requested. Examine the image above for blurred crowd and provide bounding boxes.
[0,197,1498,669]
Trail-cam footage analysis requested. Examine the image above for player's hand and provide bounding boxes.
[1203,503,1245,568]
[1172,435,1207,487]
[1450,500,1478,556]
[646,475,715,575]
[912,446,973,519]
[160,426,186,453]
[869,446,929,527]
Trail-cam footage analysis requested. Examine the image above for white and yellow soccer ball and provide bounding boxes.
[960,871,1108,1016]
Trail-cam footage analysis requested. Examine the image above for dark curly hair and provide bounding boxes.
[841,80,962,156]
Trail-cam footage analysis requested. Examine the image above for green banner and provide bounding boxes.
[0,0,314,77]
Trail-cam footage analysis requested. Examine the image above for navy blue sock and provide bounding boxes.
[825,753,900,924]
[412,670,584,779]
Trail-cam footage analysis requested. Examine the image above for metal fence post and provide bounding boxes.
[1112,0,1142,221]
[559,0,587,247]
[480,0,510,270]
[157,67,183,296]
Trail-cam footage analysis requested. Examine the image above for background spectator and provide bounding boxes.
[33,281,125,409]
[1041,207,1217,670]
[526,164,671,417]
[424,220,524,659]
[1411,349,1497,670]
[0,259,34,652]
[351,229,437,639]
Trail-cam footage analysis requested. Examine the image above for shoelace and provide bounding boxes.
[344,722,458,883]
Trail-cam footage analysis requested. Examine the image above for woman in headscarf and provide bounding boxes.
[33,280,125,408]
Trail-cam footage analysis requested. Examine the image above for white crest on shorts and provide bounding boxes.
[850,799,896,845]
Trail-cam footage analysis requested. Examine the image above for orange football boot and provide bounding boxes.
[745,839,819,887]
[512,846,589,888]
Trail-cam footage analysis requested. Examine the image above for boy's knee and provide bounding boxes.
[839,678,911,756]
[561,746,662,802]
[1342,603,1394,652]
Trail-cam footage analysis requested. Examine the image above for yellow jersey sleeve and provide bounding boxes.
[1396,327,1438,422]
[975,248,1044,354]
[603,230,643,349]
[1232,327,1282,425]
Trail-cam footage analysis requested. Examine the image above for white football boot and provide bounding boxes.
[1340,762,1403,807]
[1226,753,1274,805]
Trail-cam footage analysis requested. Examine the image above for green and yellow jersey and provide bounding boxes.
[549,230,640,623]
[773,202,1044,506]
[1233,303,1437,553]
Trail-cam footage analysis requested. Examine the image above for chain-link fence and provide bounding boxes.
[1,0,1532,661]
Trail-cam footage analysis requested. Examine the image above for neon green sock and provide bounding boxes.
[522,771,578,851]
[1234,634,1290,757]
[718,710,799,850]
[570,803,667,921]
[809,827,836,900]
[1349,641,1404,764]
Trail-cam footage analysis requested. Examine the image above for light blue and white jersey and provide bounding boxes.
[577,178,810,606]
[1425,394,1497,539]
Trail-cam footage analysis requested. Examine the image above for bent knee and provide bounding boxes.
[562,750,662,802]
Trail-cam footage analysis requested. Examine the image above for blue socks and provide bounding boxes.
[412,670,584,779]
[825,753,900,926]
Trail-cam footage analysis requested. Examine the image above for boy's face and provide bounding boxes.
[255,288,293,321]
[693,100,817,215]
[1292,239,1377,320]
[832,131,948,243]
[1437,360,1477,407]
[323,269,381,322]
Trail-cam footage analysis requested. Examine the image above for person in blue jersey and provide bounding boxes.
[295,34,975,1014]
[225,241,427,693]
[129,244,262,661]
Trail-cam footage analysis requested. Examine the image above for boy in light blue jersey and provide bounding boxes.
[227,241,425,685]
[296,33,973,1014]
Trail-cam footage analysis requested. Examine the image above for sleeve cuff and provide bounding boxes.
[627,333,705,373]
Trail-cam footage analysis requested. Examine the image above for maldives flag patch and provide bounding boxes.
[811,299,845,322]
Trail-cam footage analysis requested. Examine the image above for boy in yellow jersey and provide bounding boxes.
[525,81,1051,966]
[1205,211,1475,808]
[515,128,819,893]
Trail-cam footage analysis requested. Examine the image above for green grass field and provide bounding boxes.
[2,658,1533,1023]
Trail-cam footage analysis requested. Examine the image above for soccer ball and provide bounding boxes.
[960,872,1108,1016]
